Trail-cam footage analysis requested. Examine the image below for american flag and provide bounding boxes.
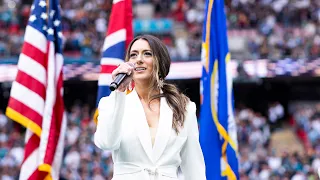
[96,0,134,106]
[5,0,66,179]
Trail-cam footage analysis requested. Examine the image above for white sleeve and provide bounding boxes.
[94,91,126,150]
[180,102,206,180]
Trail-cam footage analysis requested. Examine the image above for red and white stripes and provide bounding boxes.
[6,19,66,180]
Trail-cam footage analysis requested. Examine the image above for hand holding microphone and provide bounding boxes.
[110,62,135,92]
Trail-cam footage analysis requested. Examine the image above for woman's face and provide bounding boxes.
[128,39,154,84]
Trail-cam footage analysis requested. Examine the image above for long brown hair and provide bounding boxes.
[125,35,189,133]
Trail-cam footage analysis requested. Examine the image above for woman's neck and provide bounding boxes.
[135,83,159,102]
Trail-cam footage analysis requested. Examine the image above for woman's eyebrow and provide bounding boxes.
[130,50,138,53]
[130,49,152,53]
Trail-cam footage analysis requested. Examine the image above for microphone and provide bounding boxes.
[109,63,135,91]
[109,73,127,91]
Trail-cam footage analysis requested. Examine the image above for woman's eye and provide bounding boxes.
[144,52,152,56]
[130,53,137,58]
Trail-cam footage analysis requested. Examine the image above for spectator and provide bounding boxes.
[0,0,319,61]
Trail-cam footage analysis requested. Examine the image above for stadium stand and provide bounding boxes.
[0,0,318,61]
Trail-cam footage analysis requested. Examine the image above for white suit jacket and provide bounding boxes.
[94,90,206,180]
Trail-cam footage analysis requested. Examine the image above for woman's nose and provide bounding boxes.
[135,59,143,65]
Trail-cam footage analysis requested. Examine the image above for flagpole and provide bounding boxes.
[46,0,50,18]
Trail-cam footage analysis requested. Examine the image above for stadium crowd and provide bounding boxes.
[237,102,320,180]
[0,0,318,61]
[0,100,319,179]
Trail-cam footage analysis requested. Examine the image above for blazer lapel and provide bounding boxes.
[152,96,172,162]
[130,90,154,162]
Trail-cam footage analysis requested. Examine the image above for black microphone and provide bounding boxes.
[109,63,135,91]
[109,73,127,91]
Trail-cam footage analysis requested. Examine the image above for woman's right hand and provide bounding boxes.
[111,62,134,92]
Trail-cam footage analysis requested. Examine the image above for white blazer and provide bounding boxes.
[94,89,206,180]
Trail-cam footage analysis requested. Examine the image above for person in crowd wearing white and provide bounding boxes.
[94,35,206,180]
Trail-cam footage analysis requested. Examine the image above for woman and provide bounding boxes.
[94,35,206,180]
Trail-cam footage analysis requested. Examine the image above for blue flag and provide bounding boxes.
[199,0,239,179]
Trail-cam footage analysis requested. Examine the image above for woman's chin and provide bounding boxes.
[133,75,152,83]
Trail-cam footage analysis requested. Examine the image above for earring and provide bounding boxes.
[130,80,135,90]
[126,81,134,94]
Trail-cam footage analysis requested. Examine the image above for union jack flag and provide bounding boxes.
[6,0,66,179]
[96,0,134,106]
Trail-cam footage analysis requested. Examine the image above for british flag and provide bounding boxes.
[96,0,134,105]
[5,0,66,179]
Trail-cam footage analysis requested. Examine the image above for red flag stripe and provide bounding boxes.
[124,0,133,48]
[7,98,42,130]
[21,42,47,69]
[43,96,63,165]
[22,134,40,163]
[101,65,118,74]
[106,1,126,36]
[42,64,65,167]
[28,168,48,180]
[15,70,46,98]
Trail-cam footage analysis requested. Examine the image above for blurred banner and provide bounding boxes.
[199,0,239,179]
[133,18,173,34]
[0,58,319,82]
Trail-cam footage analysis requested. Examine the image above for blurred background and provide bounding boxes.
[0,0,319,179]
